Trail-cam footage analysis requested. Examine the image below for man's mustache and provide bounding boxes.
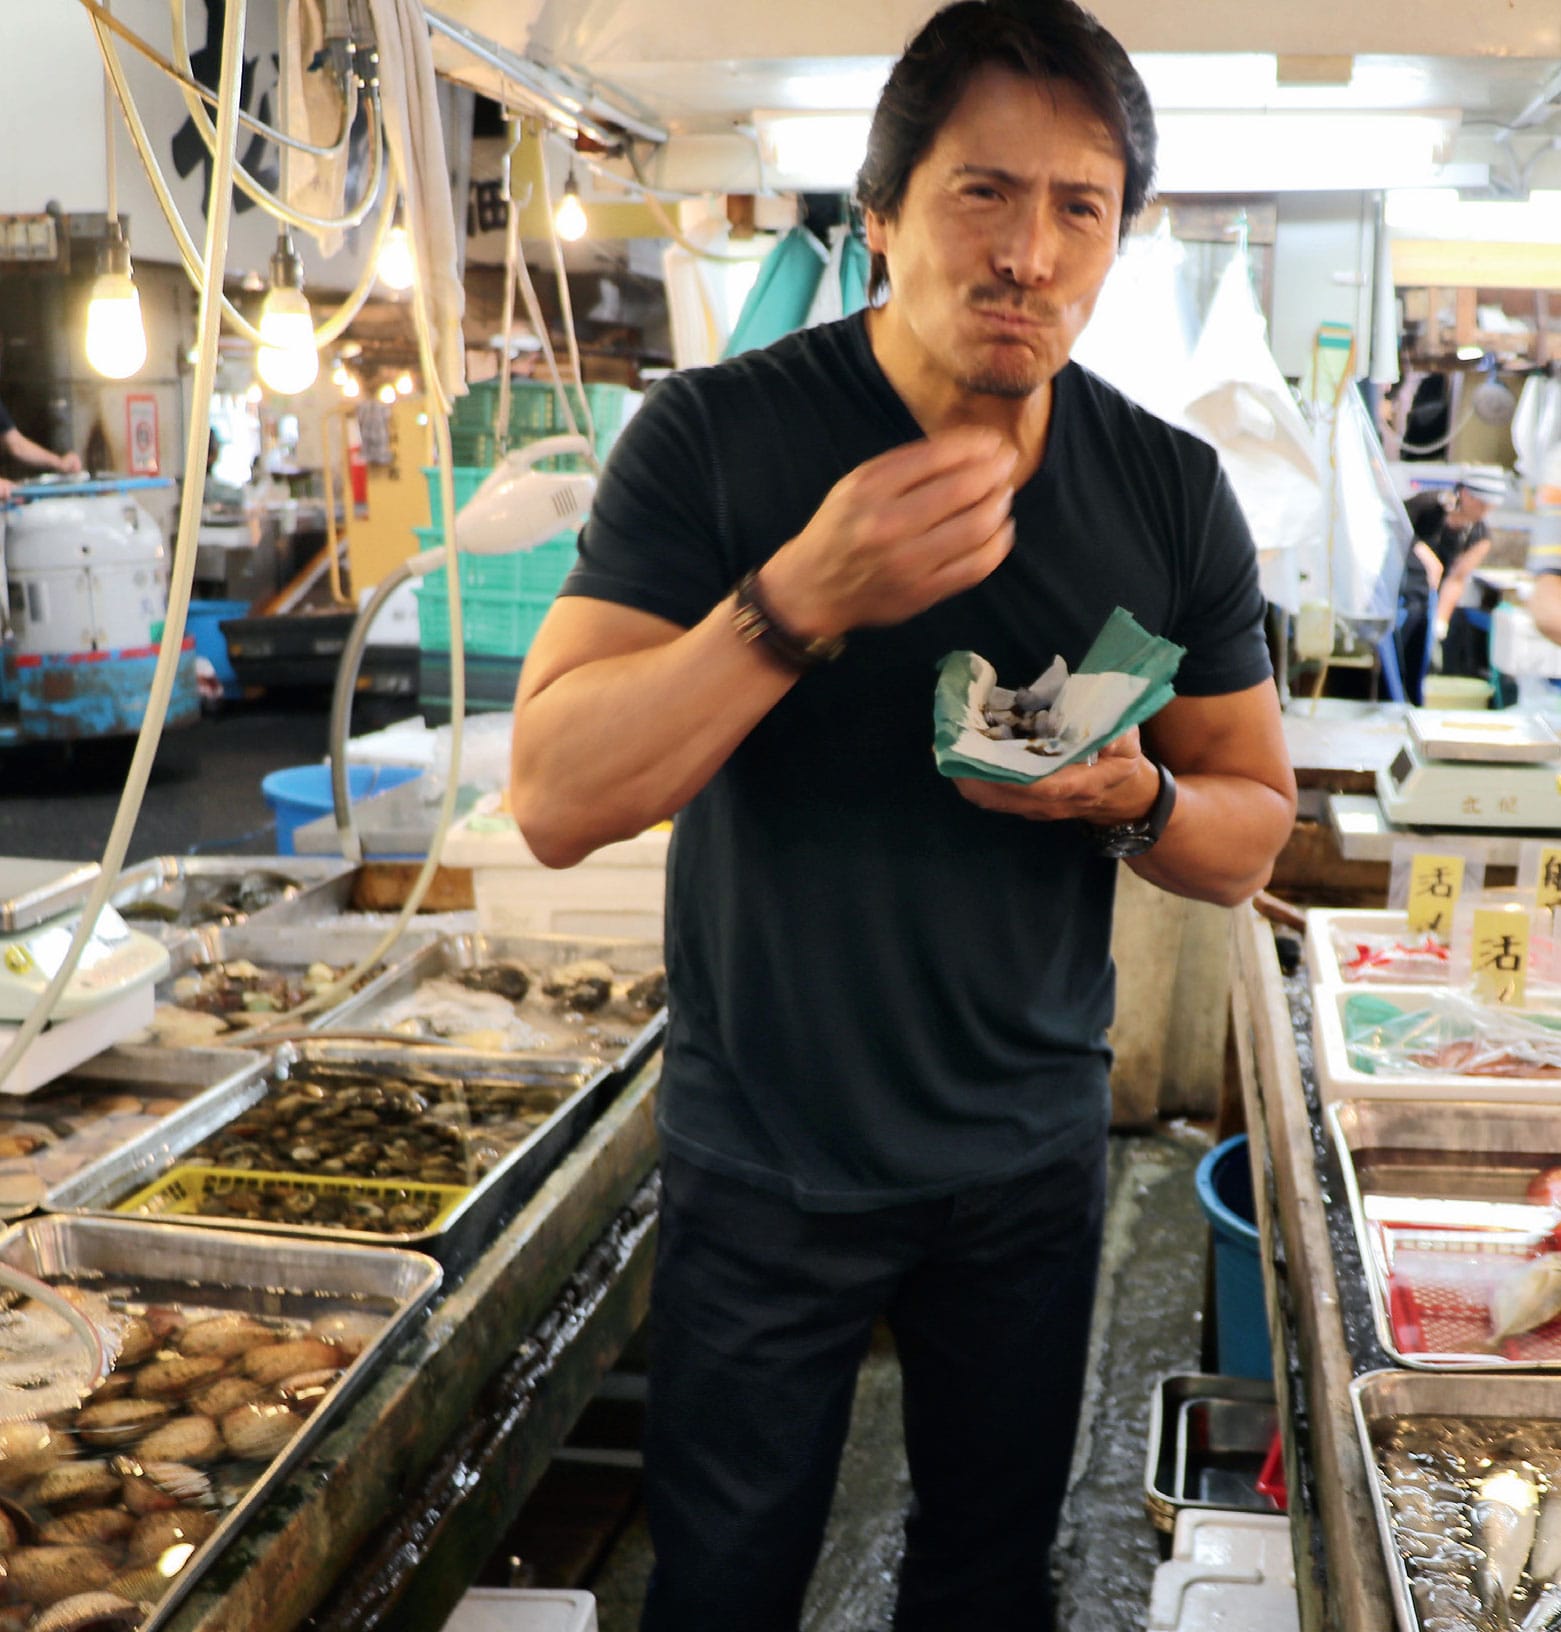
[967,288,1061,320]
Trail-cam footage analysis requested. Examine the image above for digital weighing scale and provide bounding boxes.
[1376,710,1561,830]
[0,859,170,1094]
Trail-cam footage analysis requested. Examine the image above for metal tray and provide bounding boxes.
[111,854,350,941]
[1351,1368,1561,1632]
[45,1039,622,1271]
[135,919,441,1048]
[1144,1371,1278,1532]
[1329,1098,1561,1369]
[238,867,479,936]
[319,932,667,1075]
[0,1212,440,1632]
[0,1045,266,1218]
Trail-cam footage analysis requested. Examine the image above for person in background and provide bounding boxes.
[1394,469,1505,704]
[0,395,83,503]
[509,2,1296,1627]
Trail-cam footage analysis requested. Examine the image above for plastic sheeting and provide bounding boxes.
[722,224,869,360]
[1315,380,1413,629]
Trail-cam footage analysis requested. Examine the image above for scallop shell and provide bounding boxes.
[0,1422,68,1491]
[131,1356,226,1401]
[2,1545,117,1606]
[175,1315,281,1361]
[238,1339,340,1388]
[36,1511,135,1549]
[113,1458,211,1516]
[80,1374,134,1406]
[275,1369,343,1415]
[186,1376,264,1419]
[113,1320,158,1369]
[27,1592,143,1632]
[132,1417,222,1467]
[306,1311,381,1358]
[26,1462,121,1512]
[218,1399,297,1460]
[0,1496,34,1551]
[72,1401,171,1448]
[124,1506,216,1567]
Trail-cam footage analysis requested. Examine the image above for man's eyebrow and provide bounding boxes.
[950,163,1118,200]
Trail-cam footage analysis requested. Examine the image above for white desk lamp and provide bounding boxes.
[327,435,597,856]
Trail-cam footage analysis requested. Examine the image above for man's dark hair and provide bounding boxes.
[855,0,1157,302]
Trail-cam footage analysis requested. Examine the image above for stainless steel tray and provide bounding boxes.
[0,1212,440,1632]
[1330,1098,1561,1369]
[137,919,439,1048]
[1143,1371,1277,1532]
[319,932,667,1076]
[1351,1367,1561,1632]
[111,854,350,941]
[46,1039,621,1270]
[0,1045,266,1218]
[238,867,479,938]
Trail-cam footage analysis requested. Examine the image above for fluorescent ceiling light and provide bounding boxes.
[1131,54,1278,109]
[756,112,871,190]
[1386,188,1561,242]
[1155,112,1461,192]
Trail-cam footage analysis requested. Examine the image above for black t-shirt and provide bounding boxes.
[561,313,1271,1209]
[1401,489,1489,605]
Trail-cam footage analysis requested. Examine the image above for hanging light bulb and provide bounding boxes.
[554,168,587,242]
[394,370,414,396]
[256,231,319,395]
[377,382,397,405]
[376,218,415,291]
[342,374,361,400]
[86,222,148,380]
[245,382,263,405]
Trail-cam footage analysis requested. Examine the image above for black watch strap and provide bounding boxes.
[732,569,846,673]
[1086,759,1177,859]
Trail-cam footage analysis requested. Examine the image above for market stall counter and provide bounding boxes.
[149,1057,660,1632]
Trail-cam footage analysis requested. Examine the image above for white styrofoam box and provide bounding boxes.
[1172,1511,1295,1586]
[1146,1563,1300,1632]
[1304,908,1448,989]
[1494,601,1561,680]
[1306,906,1561,994]
[441,1589,596,1632]
[441,795,668,943]
[1314,982,1561,1106]
[358,578,422,647]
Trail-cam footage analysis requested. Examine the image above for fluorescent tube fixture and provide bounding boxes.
[1386,188,1561,242]
[756,112,872,190]
[1154,112,1461,193]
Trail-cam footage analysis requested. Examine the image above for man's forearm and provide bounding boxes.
[1127,773,1295,907]
[3,430,66,472]
[510,595,798,867]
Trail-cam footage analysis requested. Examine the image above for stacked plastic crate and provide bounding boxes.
[417,380,639,717]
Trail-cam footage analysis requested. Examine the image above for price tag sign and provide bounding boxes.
[1538,846,1561,914]
[1406,853,1465,940]
[1473,907,1529,1007]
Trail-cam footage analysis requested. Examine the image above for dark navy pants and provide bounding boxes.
[639,1143,1108,1631]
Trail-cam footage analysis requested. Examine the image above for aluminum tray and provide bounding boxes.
[0,1045,266,1218]
[1351,1368,1561,1632]
[319,932,667,1075]
[239,866,479,938]
[46,1039,622,1271]
[111,854,350,942]
[1329,1098,1561,1369]
[0,1212,440,1632]
[1143,1371,1277,1532]
[135,919,440,1047]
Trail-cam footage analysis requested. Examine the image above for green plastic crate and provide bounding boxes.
[416,583,559,658]
[420,467,492,531]
[412,530,578,596]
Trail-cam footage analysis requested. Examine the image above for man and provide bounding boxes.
[1394,471,1502,703]
[509,2,1295,1626]
[0,395,83,503]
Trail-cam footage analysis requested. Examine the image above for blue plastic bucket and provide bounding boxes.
[187,599,248,698]
[261,763,422,855]
[1195,1135,1272,1380]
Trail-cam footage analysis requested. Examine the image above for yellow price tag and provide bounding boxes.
[1472,907,1529,1006]
[1406,853,1465,940]
[1538,846,1561,914]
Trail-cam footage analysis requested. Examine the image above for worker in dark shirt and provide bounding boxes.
[1394,469,1504,703]
[0,396,83,503]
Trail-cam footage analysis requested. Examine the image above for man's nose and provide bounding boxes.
[993,205,1059,286]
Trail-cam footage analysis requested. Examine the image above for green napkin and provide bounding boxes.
[932,607,1186,785]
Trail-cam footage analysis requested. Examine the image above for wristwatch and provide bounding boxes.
[731,569,846,673]
[1086,759,1177,859]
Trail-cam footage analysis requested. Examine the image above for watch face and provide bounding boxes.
[1096,824,1156,859]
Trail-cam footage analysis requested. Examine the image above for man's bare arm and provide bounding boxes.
[1532,573,1561,645]
[1,428,79,474]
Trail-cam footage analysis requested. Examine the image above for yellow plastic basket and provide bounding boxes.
[114,1164,470,1235]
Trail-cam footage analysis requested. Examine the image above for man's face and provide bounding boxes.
[865,66,1126,401]
[1452,490,1491,527]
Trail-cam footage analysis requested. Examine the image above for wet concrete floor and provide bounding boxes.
[585,1126,1212,1632]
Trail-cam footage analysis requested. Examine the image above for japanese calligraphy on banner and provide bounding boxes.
[1406,853,1465,940]
[1472,907,1529,1007]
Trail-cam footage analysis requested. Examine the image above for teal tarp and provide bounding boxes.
[723,225,870,360]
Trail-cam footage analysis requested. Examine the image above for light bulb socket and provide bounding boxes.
[269,231,306,294]
[98,219,133,280]
[563,170,581,200]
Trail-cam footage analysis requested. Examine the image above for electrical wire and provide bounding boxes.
[0,0,246,1092]
[536,134,596,452]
